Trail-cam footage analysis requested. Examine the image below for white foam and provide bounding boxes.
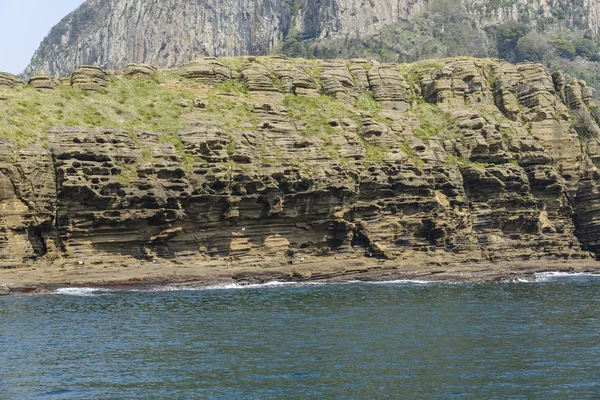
[54,287,114,296]
[204,281,326,290]
[347,279,434,285]
[514,277,536,283]
[534,271,600,281]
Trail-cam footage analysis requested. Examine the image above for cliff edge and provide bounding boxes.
[2,56,600,286]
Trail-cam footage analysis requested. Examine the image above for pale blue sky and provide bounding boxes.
[0,0,84,74]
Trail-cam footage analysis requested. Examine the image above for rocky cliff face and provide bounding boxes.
[25,0,600,77]
[2,56,600,273]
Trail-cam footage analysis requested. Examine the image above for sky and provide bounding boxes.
[0,0,85,74]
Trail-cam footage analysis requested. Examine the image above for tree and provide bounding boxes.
[516,32,552,62]
[494,22,530,61]
[574,38,599,61]
[550,39,577,59]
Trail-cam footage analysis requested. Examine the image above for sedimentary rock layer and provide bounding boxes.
[2,56,600,273]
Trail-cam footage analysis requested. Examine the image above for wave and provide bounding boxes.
[52,279,436,296]
[52,281,326,295]
[534,271,600,281]
[51,273,600,295]
[509,272,600,284]
[348,279,435,285]
[54,287,115,296]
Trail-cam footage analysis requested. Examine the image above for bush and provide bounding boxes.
[550,39,577,59]
[574,38,599,61]
[494,22,530,60]
[572,109,599,139]
[517,32,553,62]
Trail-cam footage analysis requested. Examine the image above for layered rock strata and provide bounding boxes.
[0,72,24,88]
[28,74,58,90]
[2,56,600,274]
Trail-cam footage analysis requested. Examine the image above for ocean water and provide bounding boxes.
[1,273,599,399]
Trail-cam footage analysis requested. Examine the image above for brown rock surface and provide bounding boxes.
[28,74,58,90]
[2,56,600,286]
[71,66,109,90]
[0,72,24,88]
[125,63,157,79]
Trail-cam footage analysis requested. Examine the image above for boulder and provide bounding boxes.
[71,66,109,90]
[28,74,58,90]
[177,57,231,83]
[0,72,24,88]
[125,63,157,79]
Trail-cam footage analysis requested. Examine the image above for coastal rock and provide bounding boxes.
[28,74,58,90]
[1,56,600,273]
[71,66,109,91]
[177,58,231,83]
[0,72,24,88]
[125,63,157,79]
[242,62,280,93]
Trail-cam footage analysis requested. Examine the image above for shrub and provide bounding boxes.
[517,32,552,62]
[572,109,599,139]
[494,22,530,60]
[550,39,577,59]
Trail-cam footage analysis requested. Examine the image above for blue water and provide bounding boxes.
[1,273,599,399]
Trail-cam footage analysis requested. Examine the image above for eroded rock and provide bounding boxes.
[28,74,58,90]
[1,56,600,272]
[125,63,157,79]
[71,66,109,90]
[0,72,24,88]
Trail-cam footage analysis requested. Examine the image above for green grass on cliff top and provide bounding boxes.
[0,77,196,146]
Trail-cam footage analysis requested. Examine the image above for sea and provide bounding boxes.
[1,272,599,399]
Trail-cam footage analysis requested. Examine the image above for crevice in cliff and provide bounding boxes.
[27,227,48,257]
[351,224,388,259]
[50,152,67,255]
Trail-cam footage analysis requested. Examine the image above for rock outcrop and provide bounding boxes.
[24,0,600,77]
[70,66,109,90]
[2,56,600,274]
[0,72,24,88]
[28,74,58,90]
[125,63,157,79]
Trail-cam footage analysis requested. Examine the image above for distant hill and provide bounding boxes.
[24,0,600,78]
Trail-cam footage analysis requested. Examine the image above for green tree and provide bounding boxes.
[493,22,530,60]
[574,38,599,61]
[516,32,552,62]
[550,39,576,59]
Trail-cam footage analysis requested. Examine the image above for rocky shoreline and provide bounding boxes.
[2,259,599,296]
[3,56,600,288]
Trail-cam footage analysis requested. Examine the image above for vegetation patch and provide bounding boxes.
[0,77,195,147]
[283,95,355,138]
[411,104,460,138]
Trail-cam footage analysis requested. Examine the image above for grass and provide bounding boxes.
[202,92,259,133]
[283,95,356,138]
[218,57,249,73]
[355,92,381,113]
[411,104,460,138]
[0,77,195,147]
[364,143,388,165]
[0,57,416,170]
[214,79,248,95]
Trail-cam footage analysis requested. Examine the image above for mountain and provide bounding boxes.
[2,56,600,285]
[25,0,600,77]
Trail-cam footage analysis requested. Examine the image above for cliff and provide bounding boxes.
[2,56,600,283]
[24,0,600,77]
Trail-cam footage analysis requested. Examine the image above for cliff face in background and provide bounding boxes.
[2,56,600,274]
[24,0,600,77]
